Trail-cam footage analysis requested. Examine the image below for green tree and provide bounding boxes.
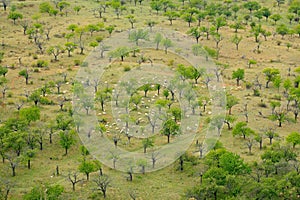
[29,91,41,106]
[270,14,282,24]
[232,122,255,139]
[232,68,244,86]
[154,33,163,50]
[65,42,76,57]
[276,24,289,38]
[79,160,95,181]
[161,118,180,143]
[59,130,76,155]
[263,68,280,88]
[19,107,40,125]
[261,7,271,21]
[187,27,201,44]
[226,93,239,115]
[19,69,29,85]
[128,29,149,46]
[243,1,261,14]
[73,5,81,14]
[108,47,129,61]
[105,25,114,37]
[164,11,179,25]
[8,12,23,24]
[142,138,154,153]
[126,15,136,29]
[0,66,8,77]
[47,45,63,61]
[39,2,53,15]
[162,38,173,54]
[213,16,227,33]
[219,152,251,175]
[286,132,300,148]
[57,1,70,12]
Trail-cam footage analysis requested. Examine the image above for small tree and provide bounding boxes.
[68,172,82,191]
[164,11,179,25]
[232,68,244,86]
[263,68,280,88]
[286,132,300,148]
[128,29,149,46]
[142,138,154,153]
[161,118,180,143]
[93,175,110,199]
[232,122,255,139]
[59,130,76,155]
[231,34,242,50]
[47,46,63,61]
[108,47,129,61]
[65,42,77,57]
[19,69,29,85]
[8,12,23,24]
[270,14,282,24]
[226,93,239,115]
[79,160,95,181]
[162,38,173,54]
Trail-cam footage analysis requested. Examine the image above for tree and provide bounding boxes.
[8,12,23,24]
[226,93,239,115]
[39,2,53,15]
[108,46,129,61]
[128,29,149,46]
[86,24,100,36]
[182,13,196,27]
[23,149,36,169]
[231,34,242,50]
[211,115,225,136]
[243,1,261,14]
[161,118,180,143]
[294,24,300,37]
[47,46,63,61]
[105,25,114,37]
[142,138,154,153]
[95,89,111,111]
[19,106,40,125]
[130,94,142,110]
[65,42,76,57]
[0,66,8,77]
[213,16,227,33]
[150,0,162,15]
[79,160,95,181]
[154,33,163,50]
[232,68,244,86]
[263,68,280,88]
[126,15,136,29]
[164,11,179,25]
[269,109,288,127]
[59,130,76,155]
[232,122,255,139]
[261,7,271,21]
[68,172,82,191]
[162,38,173,54]
[140,84,151,97]
[187,27,201,44]
[270,14,282,24]
[219,152,251,175]
[276,24,289,38]
[73,5,81,14]
[57,1,70,12]
[29,91,41,106]
[19,69,29,85]
[286,132,300,148]
[93,175,110,199]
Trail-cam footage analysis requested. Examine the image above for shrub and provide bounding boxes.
[123,66,131,71]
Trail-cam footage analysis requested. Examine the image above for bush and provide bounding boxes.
[245,82,252,89]
[253,89,260,96]
[74,59,81,66]
[40,97,54,105]
[123,66,131,71]
[258,102,267,108]
[36,60,48,68]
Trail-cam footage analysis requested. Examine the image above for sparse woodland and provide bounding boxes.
[0,0,300,199]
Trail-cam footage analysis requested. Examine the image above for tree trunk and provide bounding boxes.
[167,135,170,143]
[28,159,31,169]
[12,166,16,177]
[72,183,75,191]
[65,147,68,155]
[86,173,89,181]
